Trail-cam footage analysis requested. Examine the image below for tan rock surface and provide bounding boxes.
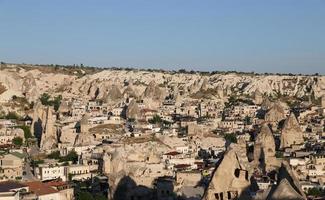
[254,124,278,170]
[204,143,250,200]
[280,113,304,149]
[31,104,58,150]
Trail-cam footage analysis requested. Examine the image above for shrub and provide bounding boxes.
[40,93,51,105]
[31,159,44,167]
[59,150,78,163]
[306,187,325,197]
[12,137,23,146]
[17,125,32,139]
[5,112,21,120]
[148,115,162,124]
[224,133,237,144]
[39,93,62,111]
[76,191,94,200]
[47,151,61,159]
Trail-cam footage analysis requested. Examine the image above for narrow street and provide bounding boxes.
[22,151,38,181]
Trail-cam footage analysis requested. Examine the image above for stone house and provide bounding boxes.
[0,152,24,181]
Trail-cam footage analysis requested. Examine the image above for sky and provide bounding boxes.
[0,0,324,74]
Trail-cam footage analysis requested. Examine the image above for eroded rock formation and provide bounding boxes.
[142,81,165,109]
[254,124,278,170]
[203,143,250,200]
[280,113,304,149]
[32,103,57,150]
[265,103,286,130]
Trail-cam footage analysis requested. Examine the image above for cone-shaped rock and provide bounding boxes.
[143,81,164,100]
[203,144,250,200]
[265,103,286,127]
[254,124,276,169]
[268,178,305,200]
[126,99,140,119]
[280,113,304,149]
[106,85,123,104]
[123,85,137,98]
[254,89,263,105]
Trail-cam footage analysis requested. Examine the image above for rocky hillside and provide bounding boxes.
[0,63,324,104]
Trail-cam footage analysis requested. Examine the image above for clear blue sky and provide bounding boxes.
[0,0,324,74]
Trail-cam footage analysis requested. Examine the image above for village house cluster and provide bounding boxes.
[0,65,324,200]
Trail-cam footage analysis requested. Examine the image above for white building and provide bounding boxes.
[36,164,66,182]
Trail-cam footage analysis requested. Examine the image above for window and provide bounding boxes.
[234,169,240,178]
[227,191,231,199]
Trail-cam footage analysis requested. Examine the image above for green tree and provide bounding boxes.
[68,173,74,181]
[17,125,32,140]
[224,133,237,144]
[12,137,23,146]
[31,159,44,167]
[244,116,252,125]
[307,187,324,196]
[39,93,62,112]
[5,111,21,120]
[40,93,51,105]
[76,191,94,200]
[275,151,283,158]
[52,95,62,111]
[94,194,107,200]
[59,150,78,163]
[47,151,61,159]
[148,114,162,124]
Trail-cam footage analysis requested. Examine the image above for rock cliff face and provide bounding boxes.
[204,143,250,200]
[1,64,324,104]
[269,178,305,200]
[21,72,39,102]
[74,114,95,146]
[265,103,287,130]
[123,84,137,98]
[254,124,278,170]
[254,89,263,105]
[126,99,140,119]
[0,82,6,96]
[105,85,123,105]
[142,80,165,109]
[31,103,57,150]
[280,113,304,149]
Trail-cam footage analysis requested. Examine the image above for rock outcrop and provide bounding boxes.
[280,113,304,149]
[58,100,70,114]
[0,82,6,95]
[254,89,263,105]
[126,99,141,119]
[123,85,137,99]
[74,114,95,146]
[265,103,286,130]
[1,65,325,104]
[142,81,165,109]
[322,94,325,108]
[268,178,305,200]
[31,103,58,151]
[261,98,274,110]
[203,143,250,200]
[74,132,94,147]
[105,85,123,105]
[254,124,278,170]
[22,73,39,102]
